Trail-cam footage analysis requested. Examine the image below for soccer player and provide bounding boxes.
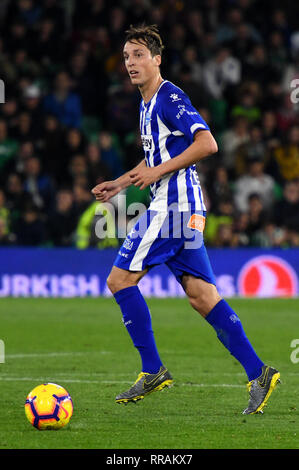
[92,25,280,414]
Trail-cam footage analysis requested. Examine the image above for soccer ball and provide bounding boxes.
[25,383,73,430]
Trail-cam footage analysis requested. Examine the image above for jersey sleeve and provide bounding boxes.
[159,87,210,139]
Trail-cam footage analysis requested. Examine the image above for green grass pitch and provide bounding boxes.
[0,297,298,449]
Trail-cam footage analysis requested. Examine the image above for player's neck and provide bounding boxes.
[139,75,164,104]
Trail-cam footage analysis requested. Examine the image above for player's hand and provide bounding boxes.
[91,181,121,202]
[129,166,161,190]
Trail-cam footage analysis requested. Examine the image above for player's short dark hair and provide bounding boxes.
[125,24,164,57]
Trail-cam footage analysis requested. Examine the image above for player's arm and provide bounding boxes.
[130,131,218,190]
[91,159,146,202]
[157,130,217,177]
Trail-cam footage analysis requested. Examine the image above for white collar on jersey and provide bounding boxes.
[142,80,168,107]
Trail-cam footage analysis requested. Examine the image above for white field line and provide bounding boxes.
[4,352,295,376]
[2,352,294,383]
[0,375,245,388]
[5,351,111,359]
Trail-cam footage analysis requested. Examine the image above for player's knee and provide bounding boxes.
[188,291,221,317]
[107,271,137,294]
[106,272,120,294]
[188,296,200,312]
[188,294,209,316]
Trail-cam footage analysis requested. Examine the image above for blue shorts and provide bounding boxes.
[114,209,216,286]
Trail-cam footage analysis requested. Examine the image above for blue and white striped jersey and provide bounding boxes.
[139,80,209,212]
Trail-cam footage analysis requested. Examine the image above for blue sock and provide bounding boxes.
[206,299,264,381]
[113,286,163,374]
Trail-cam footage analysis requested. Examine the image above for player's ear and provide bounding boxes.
[153,55,161,67]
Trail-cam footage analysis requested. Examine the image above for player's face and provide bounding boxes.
[123,41,161,87]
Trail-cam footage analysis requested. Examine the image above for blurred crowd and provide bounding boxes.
[0,0,299,248]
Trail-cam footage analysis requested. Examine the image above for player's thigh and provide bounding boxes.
[107,265,148,294]
[181,274,222,317]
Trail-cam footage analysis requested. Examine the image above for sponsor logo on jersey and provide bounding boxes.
[170,93,181,102]
[176,104,198,119]
[238,255,298,297]
[141,134,154,151]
